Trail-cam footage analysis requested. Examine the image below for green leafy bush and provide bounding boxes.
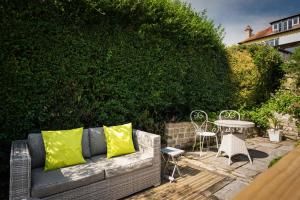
[242,47,300,130]
[227,44,283,107]
[281,46,300,87]
[242,91,300,129]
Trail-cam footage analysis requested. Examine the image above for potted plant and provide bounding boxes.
[267,115,282,142]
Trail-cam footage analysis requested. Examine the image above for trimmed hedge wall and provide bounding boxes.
[0,0,232,197]
[0,0,232,138]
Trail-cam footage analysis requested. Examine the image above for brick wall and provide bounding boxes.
[165,122,195,149]
[165,122,259,149]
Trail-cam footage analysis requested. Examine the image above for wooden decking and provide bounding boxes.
[126,165,229,200]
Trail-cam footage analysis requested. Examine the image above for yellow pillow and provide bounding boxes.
[103,123,135,158]
[42,127,86,171]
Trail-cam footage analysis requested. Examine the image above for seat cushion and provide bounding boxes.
[91,152,153,178]
[28,133,46,168]
[89,127,107,156]
[28,129,91,169]
[82,129,92,158]
[196,131,216,137]
[31,160,105,198]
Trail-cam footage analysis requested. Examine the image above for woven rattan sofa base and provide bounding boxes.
[10,130,161,200]
[41,165,160,200]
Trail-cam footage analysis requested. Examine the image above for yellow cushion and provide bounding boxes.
[103,123,135,158]
[42,127,86,171]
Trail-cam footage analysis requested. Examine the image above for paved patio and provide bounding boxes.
[127,137,296,200]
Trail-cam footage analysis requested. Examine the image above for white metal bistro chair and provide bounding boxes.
[219,110,241,135]
[190,110,219,156]
[219,110,240,120]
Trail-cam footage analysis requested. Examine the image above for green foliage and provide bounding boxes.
[0,0,232,136]
[243,91,300,129]
[0,1,232,197]
[281,47,300,88]
[281,47,300,75]
[227,44,283,108]
[268,156,282,168]
[242,46,300,130]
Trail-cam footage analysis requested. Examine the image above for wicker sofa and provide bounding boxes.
[10,128,161,200]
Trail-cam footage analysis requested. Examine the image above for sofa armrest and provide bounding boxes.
[10,140,31,200]
[135,130,161,165]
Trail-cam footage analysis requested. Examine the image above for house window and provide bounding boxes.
[265,38,279,47]
[283,20,288,31]
[274,38,279,46]
[273,23,278,31]
[265,39,274,46]
[278,22,282,32]
[288,19,293,29]
[292,17,299,25]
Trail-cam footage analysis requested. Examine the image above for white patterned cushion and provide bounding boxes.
[91,151,153,178]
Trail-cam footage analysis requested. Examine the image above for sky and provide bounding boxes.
[182,0,300,46]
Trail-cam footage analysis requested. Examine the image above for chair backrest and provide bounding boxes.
[219,110,240,120]
[190,110,208,131]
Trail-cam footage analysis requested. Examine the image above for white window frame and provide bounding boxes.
[265,38,279,47]
[283,20,288,31]
[288,19,293,29]
[292,16,299,26]
[273,23,278,31]
[274,38,279,46]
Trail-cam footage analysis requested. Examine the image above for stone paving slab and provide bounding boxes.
[213,180,248,200]
[241,159,269,173]
[256,142,281,148]
[231,167,259,180]
[277,145,295,151]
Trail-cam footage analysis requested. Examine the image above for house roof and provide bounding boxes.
[270,13,300,24]
[239,24,300,44]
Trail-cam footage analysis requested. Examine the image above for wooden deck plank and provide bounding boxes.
[125,165,225,200]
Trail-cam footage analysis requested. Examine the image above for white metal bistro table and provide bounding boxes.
[161,147,185,183]
[214,120,255,165]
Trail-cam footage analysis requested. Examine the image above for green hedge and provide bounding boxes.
[0,0,233,138]
[0,0,232,197]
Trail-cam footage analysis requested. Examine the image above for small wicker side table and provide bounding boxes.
[161,147,185,183]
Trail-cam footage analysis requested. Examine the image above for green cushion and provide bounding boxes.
[103,123,135,158]
[42,127,86,171]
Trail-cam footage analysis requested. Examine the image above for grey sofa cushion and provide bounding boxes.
[91,152,153,178]
[82,129,91,158]
[27,133,45,168]
[89,127,107,156]
[31,160,105,198]
[89,128,139,157]
[132,129,139,150]
[28,129,91,168]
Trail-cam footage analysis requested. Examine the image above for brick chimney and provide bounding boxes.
[244,25,253,38]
